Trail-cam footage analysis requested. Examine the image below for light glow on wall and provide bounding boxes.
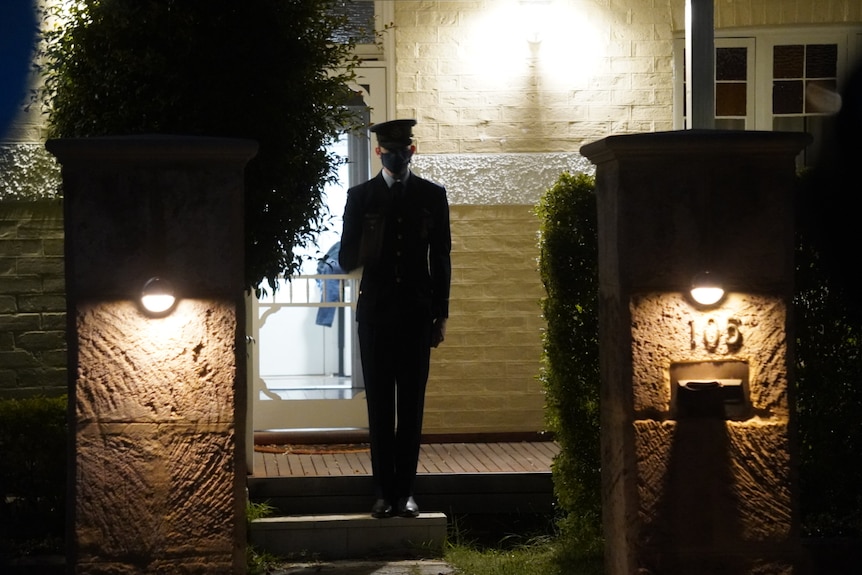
[460,0,604,90]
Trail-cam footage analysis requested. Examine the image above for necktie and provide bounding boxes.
[391,180,403,199]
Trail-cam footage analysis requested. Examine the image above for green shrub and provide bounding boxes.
[535,172,602,552]
[0,395,67,551]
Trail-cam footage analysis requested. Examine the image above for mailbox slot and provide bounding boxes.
[670,360,750,420]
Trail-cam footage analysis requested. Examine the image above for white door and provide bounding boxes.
[248,66,388,440]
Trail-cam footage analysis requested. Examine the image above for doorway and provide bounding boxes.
[249,66,387,436]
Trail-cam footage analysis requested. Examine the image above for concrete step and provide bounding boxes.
[248,473,554,516]
[249,512,448,560]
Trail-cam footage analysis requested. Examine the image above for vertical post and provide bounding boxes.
[47,136,257,575]
[686,0,715,129]
[581,130,810,574]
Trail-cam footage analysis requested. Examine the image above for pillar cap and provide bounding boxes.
[581,129,812,165]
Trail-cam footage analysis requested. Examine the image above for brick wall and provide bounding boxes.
[0,201,66,398]
[393,0,678,154]
[392,0,861,155]
[424,204,546,435]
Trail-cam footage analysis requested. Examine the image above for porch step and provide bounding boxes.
[247,472,554,516]
[249,512,448,560]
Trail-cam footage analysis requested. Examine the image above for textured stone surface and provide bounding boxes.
[76,423,236,563]
[0,144,61,201]
[72,300,243,572]
[76,300,237,423]
[412,152,594,205]
[618,296,801,573]
[630,292,789,417]
[635,419,792,544]
[583,131,807,296]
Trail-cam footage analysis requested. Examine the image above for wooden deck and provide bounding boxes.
[248,441,560,516]
[252,441,559,478]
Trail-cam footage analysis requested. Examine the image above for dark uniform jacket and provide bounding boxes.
[339,171,451,325]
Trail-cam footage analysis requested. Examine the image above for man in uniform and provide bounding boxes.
[339,119,451,518]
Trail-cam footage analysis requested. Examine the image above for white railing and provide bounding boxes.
[253,272,360,376]
[255,273,358,309]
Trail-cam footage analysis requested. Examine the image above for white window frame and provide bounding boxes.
[753,28,853,131]
[674,25,862,134]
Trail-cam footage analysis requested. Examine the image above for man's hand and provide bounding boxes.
[431,318,447,348]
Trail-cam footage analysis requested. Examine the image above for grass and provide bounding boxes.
[443,514,603,575]
[445,536,604,575]
[445,536,556,575]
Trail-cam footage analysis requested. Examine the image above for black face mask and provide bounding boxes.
[380,148,412,176]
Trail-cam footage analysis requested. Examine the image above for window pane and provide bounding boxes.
[774,45,804,78]
[774,80,804,114]
[717,47,747,81]
[329,1,376,44]
[716,83,747,116]
[715,118,745,130]
[773,116,804,132]
[806,79,839,113]
[806,44,838,78]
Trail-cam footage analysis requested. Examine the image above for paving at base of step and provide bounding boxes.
[270,558,455,575]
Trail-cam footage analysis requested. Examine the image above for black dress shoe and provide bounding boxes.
[396,496,419,518]
[371,499,392,518]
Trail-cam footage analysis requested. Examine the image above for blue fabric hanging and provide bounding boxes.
[315,242,344,327]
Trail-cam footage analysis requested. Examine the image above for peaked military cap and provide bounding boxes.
[370,119,417,149]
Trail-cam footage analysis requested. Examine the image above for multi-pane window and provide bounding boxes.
[773,44,838,114]
[773,43,839,164]
[674,28,862,166]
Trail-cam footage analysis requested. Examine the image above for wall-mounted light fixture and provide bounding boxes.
[140,276,176,315]
[689,270,724,306]
[519,0,552,45]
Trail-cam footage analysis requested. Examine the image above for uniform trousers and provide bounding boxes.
[358,309,432,502]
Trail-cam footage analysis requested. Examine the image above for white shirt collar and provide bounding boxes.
[382,170,411,188]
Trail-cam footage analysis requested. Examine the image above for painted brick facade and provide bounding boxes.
[423,205,546,435]
[393,0,679,154]
[0,201,66,397]
[392,0,861,154]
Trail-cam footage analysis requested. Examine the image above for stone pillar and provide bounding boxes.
[581,130,810,575]
[46,136,257,574]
